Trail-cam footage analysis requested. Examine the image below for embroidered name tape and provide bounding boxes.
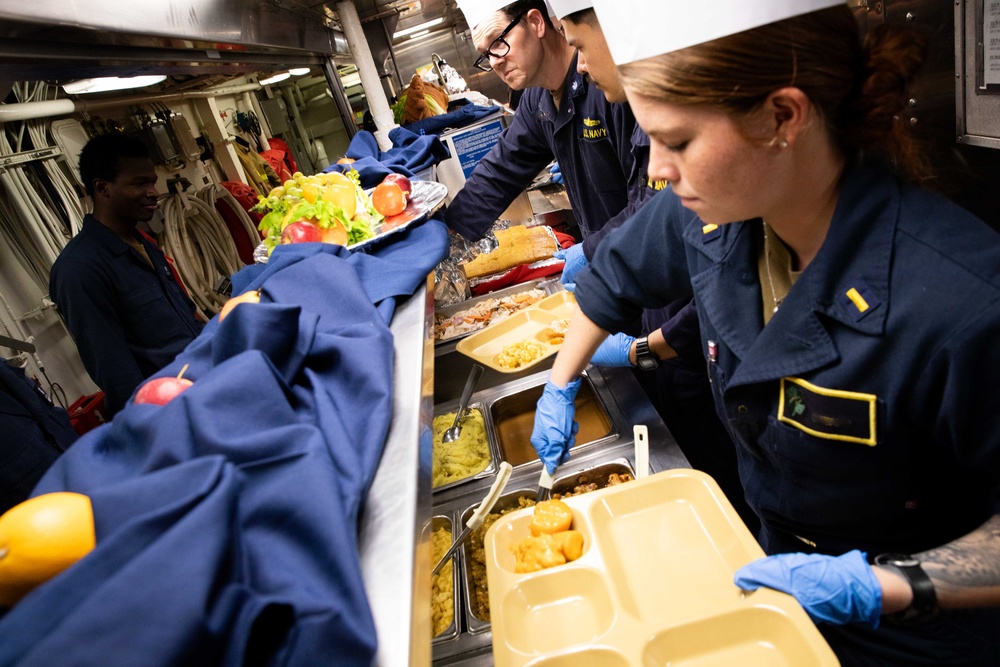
[778,376,877,446]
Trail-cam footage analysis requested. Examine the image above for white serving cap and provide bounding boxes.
[547,0,592,21]
[592,0,845,65]
[456,0,511,31]
[458,0,558,30]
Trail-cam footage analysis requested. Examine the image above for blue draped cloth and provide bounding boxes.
[0,220,450,667]
[403,102,500,137]
[323,128,450,188]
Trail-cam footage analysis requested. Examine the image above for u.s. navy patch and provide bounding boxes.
[581,116,608,140]
[778,377,877,446]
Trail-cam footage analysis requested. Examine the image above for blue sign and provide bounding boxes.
[453,120,504,179]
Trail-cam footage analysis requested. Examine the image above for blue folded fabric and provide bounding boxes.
[0,222,450,666]
[323,129,451,188]
[403,103,500,136]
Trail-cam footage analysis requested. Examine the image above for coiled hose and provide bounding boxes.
[158,191,244,318]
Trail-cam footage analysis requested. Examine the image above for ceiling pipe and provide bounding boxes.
[335,0,398,150]
[0,82,264,123]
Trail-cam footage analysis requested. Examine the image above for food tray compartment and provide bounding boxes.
[432,403,501,493]
[488,374,616,468]
[460,488,539,633]
[483,469,838,667]
[434,280,560,344]
[429,514,461,646]
[532,289,576,320]
[551,458,635,499]
[455,291,577,373]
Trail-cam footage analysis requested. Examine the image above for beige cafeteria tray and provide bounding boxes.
[484,468,839,666]
[454,291,576,373]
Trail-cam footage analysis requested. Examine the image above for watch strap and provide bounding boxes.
[634,336,659,371]
[875,553,938,623]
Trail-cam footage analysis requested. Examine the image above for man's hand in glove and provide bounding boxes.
[553,244,586,292]
[734,550,882,627]
[590,333,635,367]
[549,163,563,184]
[530,378,581,474]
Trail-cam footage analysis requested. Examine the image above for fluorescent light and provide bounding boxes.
[393,17,443,39]
[260,72,291,86]
[288,68,311,76]
[409,29,430,39]
[61,75,166,95]
[341,72,362,88]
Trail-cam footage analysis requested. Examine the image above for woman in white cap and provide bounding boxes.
[530,2,1000,663]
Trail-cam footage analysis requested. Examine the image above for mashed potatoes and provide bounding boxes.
[431,526,454,637]
[432,409,491,488]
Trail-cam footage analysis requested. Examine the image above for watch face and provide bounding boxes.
[636,357,658,371]
[876,553,919,568]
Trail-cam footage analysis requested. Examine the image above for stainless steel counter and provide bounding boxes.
[358,278,435,667]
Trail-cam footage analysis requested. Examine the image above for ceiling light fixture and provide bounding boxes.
[409,30,430,39]
[260,72,291,86]
[288,68,311,76]
[61,75,166,95]
[393,17,443,39]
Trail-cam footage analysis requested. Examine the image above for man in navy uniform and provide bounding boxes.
[445,0,638,245]
[50,134,203,417]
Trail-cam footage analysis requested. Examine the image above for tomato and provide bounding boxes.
[321,184,357,219]
[372,182,408,216]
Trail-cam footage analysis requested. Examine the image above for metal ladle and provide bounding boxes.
[442,364,484,443]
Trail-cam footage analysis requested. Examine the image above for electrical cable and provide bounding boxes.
[158,190,243,318]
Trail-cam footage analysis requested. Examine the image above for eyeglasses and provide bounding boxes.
[473,12,526,72]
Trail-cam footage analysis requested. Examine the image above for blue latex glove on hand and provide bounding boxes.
[734,550,882,627]
[549,163,563,184]
[591,333,635,367]
[530,378,582,474]
[553,243,587,292]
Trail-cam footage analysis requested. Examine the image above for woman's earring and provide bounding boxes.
[779,139,789,149]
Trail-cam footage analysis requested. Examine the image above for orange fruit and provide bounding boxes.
[0,492,96,607]
[219,289,261,321]
[321,223,348,246]
[372,182,407,216]
[321,184,358,219]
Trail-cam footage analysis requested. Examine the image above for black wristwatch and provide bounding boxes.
[634,336,660,371]
[874,553,938,623]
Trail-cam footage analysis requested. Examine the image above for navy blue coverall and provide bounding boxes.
[445,53,637,241]
[50,215,203,416]
[575,158,1000,665]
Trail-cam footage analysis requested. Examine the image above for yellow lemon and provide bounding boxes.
[0,492,96,608]
[321,184,357,219]
[301,182,320,204]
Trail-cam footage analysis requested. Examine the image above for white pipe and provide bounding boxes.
[0,83,264,123]
[336,0,398,150]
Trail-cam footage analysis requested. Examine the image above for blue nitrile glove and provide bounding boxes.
[734,550,882,627]
[549,163,563,184]
[590,333,635,367]
[553,243,587,292]
[530,378,582,474]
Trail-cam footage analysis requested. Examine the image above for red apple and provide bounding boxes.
[134,376,193,405]
[281,220,322,244]
[381,173,412,197]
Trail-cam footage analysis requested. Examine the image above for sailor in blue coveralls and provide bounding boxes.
[531,2,1000,664]
[50,135,203,416]
[548,0,756,533]
[446,0,638,242]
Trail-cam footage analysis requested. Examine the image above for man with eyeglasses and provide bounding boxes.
[445,0,638,251]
